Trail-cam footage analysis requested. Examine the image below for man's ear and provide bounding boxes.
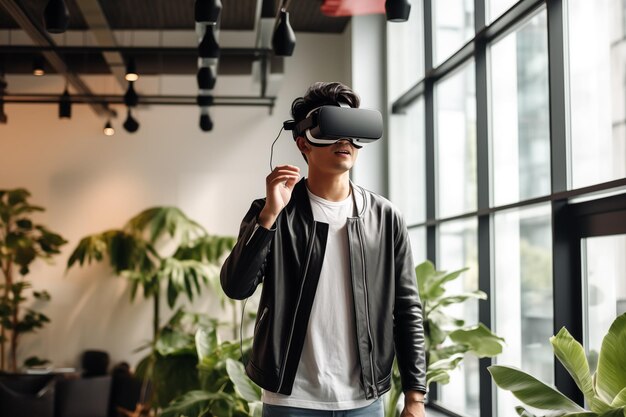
[295,136,310,154]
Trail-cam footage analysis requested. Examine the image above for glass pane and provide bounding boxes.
[567,0,626,189]
[488,0,517,23]
[494,204,554,417]
[436,62,477,218]
[433,0,475,65]
[437,218,479,417]
[387,0,425,102]
[408,226,427,267]
[389,98,426,224]
[491,10,551,206]
[583,234,626,368]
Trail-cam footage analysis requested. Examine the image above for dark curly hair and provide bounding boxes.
[291,82,360,124]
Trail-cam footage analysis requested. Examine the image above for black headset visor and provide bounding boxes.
[285,106,383,145]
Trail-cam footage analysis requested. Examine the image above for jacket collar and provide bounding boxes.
[292,178,366,220]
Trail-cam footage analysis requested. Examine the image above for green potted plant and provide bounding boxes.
[66,206,235,344]
[0,188,67,372]
[66,207,235,411]
[385,260,505,417]
[489,312,626,417]
[136,309,261,417]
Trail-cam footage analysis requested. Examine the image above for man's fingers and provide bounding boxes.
[267,170,300,183]
[268,175,299,187]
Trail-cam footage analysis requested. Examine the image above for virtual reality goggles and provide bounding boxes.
[283,105,383,148]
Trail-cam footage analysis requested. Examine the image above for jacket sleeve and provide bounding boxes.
[392,213,428,394]
[220,199,276,300]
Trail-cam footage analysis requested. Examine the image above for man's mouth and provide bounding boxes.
[334,149,351,155]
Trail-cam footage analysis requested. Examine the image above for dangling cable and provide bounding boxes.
[269,125,285,172]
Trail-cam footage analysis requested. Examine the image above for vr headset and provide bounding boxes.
[283,104,383,147]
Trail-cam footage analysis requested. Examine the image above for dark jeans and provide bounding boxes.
[262,399,384,417]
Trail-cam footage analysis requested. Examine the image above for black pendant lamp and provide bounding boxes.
[33,56,45,76]
[124,81,138,107]
[385,0,411,22]
[103,120,115,136]
[198,27,220,58]
[195,0,222,23]
[123,108,139,133]
[59,87,71,119]
[125,57,138,82]
[44,0,70,34]
[199,112,213,132]
[197,66,217,90]
[272,9,296,57]
[0,99,7,124]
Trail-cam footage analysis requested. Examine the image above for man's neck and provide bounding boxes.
[306,172,351,202]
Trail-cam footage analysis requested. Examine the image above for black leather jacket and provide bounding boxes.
[220,179,427,399]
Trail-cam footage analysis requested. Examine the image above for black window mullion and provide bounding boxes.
[475,0,493,415]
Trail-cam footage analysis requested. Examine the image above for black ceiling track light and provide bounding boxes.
[33,55,45,76]
[272,8,296,57]
[197,66,217,90]
[198,26,220,58]
[123,108,139,133]
[103,119,115,136]
[199,112,213,132]
[0,73,7,124]
[124,81,138,107]
[44,0,70,34]
[195,0,222,23]
[385,0,411,22]
[125,57,138,82]
[196,94,214,107]
[58,87,71,119]
[0,99,7,124]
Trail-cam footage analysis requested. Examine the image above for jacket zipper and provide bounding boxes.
[277,221,317,391]
[357,222,378,398]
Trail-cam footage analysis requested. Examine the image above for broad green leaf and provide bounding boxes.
[430,291,487,311]
[562,413,598,417]
[161,390,229,417]
[196,327,219,361]
[449,323,505,358]
[611,388,626,408]
[596,313,626,403]
[515,406,538,417]
[226,358,261,402]
[152,352,200,408]
[597,408,626,417]
[550,327,610,414]
[489,365,585,412]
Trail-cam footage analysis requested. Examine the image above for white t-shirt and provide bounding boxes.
[262,188,374,410]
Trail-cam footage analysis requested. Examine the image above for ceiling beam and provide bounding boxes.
[73,0,127,89]
[0,0,114,117]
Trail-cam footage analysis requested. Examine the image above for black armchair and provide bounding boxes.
[55,375,112,417]
[0,373,56,417]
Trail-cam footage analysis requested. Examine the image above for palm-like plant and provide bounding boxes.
[489,312,626,417]
[66,206,235,342]
[386,260,505,417]
[0,188,67,372]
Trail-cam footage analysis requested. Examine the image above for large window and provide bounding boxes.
[436,63,477,219]
[490,10,551,207]
[567,0,626,189]
[582,234,626,362]
[387,1,626,416]
[494,204,554,417]
[433,0,474,65]
[389,98,426,225]
[437,219,479,417]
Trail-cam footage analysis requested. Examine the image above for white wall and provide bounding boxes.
[348,15,389,197]
[0,32,352,370]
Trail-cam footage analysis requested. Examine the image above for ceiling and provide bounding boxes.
[0,0,351,76]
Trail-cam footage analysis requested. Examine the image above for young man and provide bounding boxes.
[221,82,427,417]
